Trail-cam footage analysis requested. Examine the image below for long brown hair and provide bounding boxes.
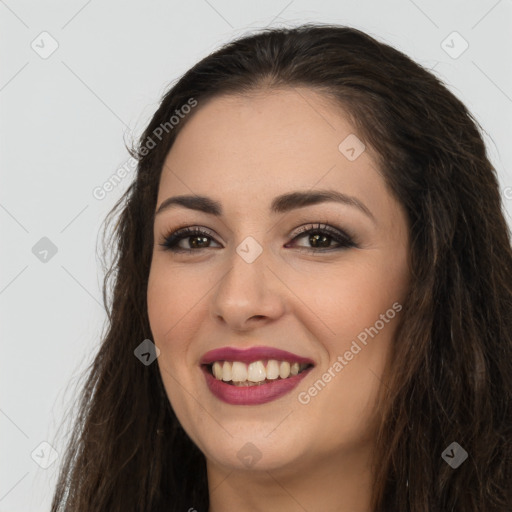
[51,24,512,511]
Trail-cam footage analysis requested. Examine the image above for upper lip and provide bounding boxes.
[200,345,315,366]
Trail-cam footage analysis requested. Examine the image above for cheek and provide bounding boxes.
[293,255,406,418]
[147,271,170,340]
[147,265,190,378]
[147,265,196,410]
[147,261,213,378]
[147,262,195,339]
[294,258,405,342]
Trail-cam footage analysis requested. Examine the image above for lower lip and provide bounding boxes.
[201,365,313,405]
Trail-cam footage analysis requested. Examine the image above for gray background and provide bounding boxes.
[1,0,511,510]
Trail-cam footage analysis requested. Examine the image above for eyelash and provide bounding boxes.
[159,222,357,254]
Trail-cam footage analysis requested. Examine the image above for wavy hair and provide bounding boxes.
[51,24,512,512]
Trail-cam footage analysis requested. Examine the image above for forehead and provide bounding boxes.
[157,88,393,219]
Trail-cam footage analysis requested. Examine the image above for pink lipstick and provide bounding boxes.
[200,346,315,366]
[200,345,315,405]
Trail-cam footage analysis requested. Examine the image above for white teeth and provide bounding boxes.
[209,359,310,383]
[222,361,232,381]
[212,361,223,379]
[266,360,280,380]
[231,361,248,382]
[247,361,266,382]
[279,361,290,379]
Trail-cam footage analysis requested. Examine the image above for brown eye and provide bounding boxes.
[160,227,221,253]
[287,223,356,252]
[160,223,357,254]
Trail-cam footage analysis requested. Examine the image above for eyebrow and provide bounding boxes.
[155,189,375,222]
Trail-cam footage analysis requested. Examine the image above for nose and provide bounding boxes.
[210,244,286,331]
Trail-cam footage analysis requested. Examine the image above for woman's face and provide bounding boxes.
[147,87,410,475]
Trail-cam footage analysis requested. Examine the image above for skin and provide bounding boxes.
[147,87,410,512]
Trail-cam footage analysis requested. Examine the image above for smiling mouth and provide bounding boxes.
[204,360,314,386]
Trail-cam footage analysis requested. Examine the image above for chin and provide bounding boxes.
[195,428,307,472]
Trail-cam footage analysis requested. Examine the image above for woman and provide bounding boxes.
[51,24,512,512]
